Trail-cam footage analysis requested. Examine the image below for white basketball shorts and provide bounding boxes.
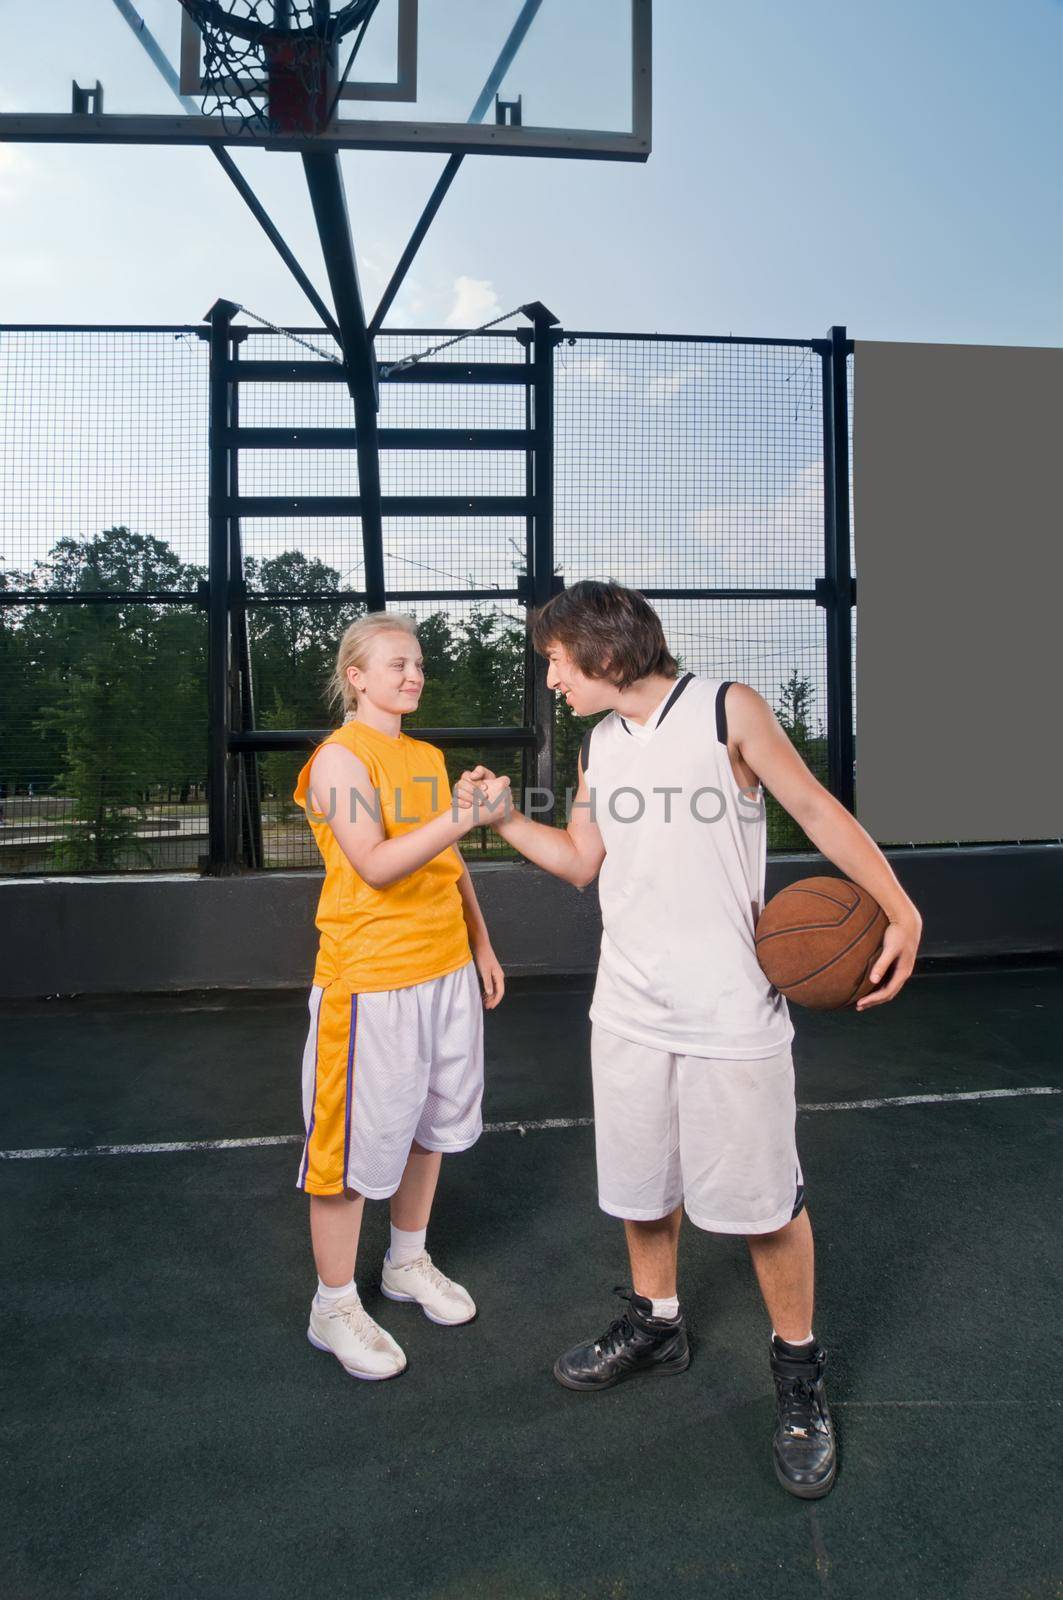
[590,1020,806,1234]
[296,958,485,1198]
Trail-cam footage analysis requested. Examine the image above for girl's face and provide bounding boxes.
[349,631,425,713]
[544,641,608,717]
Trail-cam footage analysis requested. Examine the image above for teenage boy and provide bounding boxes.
[457,580,922,1498]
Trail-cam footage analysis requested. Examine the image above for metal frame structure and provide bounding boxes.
[202,299,564,872]
[0,0,652,161]
[0,318,856,875]
[0,10,861,882]
[178,0,421,104]
[0,4,654,869]
[42,4,649,852]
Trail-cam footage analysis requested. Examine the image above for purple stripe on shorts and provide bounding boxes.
[790,1164,806,1219]
[296,990,322,1191]
[342,993,358,1189]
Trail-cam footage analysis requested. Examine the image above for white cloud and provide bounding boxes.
[445,274,502,329]
[0,144,37,202]
[647,363,701,401]
[557,462,824,594]
[686,462,824,588]
[384,280,430,328]
[0,249,62,291]
[562,352,630,392]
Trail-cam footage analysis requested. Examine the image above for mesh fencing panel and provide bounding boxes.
[1,328,209,583]
[555,336,823,590]
[0,328,208,871]
[0,323,842,875]
[554,335,828,849]
[235,328,529,591]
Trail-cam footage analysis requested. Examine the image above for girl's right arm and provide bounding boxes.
[308,743,480,889]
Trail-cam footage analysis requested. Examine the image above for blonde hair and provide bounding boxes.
[326,611,422,723]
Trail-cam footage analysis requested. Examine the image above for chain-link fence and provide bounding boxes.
[0,321,852,875]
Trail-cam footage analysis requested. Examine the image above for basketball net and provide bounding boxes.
[178,1,379,137]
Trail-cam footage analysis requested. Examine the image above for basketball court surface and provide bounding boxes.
[2,959,1060,1598]
[2,4,1060,1597]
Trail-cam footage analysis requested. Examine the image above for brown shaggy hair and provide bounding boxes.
[530,580,679,690]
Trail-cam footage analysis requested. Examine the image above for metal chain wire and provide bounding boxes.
[233,304,342,363]
[233,303,530,375]
[377,308,530,376]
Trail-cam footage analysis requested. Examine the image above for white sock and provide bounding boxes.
[316,1276,356,1304]
[388,1225,427,1268]
[772,1326,814,1346]
[650,1295,680,1319]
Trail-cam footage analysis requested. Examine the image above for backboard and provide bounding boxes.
[0,0,651,160]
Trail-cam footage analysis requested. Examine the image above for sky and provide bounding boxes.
[0,0,1060,345]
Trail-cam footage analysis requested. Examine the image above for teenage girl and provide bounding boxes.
[292,612,505,1380]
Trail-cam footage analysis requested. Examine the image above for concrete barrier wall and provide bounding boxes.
[1,845,1060,1000]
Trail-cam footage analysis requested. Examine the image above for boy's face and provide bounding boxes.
[544,641,608,717]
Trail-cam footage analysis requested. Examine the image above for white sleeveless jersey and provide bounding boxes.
[581,671,795,1059]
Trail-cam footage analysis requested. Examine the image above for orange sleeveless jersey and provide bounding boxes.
[293,719,471,994]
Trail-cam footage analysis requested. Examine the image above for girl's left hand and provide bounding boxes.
[474,943,505,1009]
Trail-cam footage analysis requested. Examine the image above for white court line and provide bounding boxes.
[0,1087,1057,1162]
[831,1399,1062,1409]
[799,1086,1061,1112]
[0,1121,595,1160]
[0,1134,304,1160]
[484,1116,595,1135]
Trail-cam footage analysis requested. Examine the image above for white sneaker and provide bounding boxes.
[380,1250,477,1326]
[307,1291,407,1380]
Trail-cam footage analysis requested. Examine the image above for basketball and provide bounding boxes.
[754,876,889,1011]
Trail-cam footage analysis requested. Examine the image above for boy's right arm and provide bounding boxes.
[489,749,605,889]
[308,744,480,889]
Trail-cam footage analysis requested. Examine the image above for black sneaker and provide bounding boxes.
[553,1287,691,1391]
[769,1336,838,1498]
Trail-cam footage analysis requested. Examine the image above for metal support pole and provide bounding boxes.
[519,332,535,808]
[370,154,463,337]
[302,151,386,612]
[109,0,339,337]
[212,150,341,341]
[368,0,544,334]
[821,324,856,812]
[528,303,561,822]
[204,298,238,873]
[227,363,264,869]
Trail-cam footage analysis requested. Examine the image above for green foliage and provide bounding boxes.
[768,668,827,851]
[2,525,828,871]
[404,607,526,855]
[245,550,362,812]
[5,527,207,868]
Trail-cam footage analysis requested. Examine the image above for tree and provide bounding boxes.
[768,668,826,851]
[245,550,362,811]
[18,527,205,868]
[3,519,832,872]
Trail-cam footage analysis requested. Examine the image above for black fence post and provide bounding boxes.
[204,299,238,874]
[228,345,265,870]
[517,327,535,810]
[821,324,856,813]
[528,303,562,823]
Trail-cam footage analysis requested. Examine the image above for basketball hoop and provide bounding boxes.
[263,31,336,135]
[178,1,374,138]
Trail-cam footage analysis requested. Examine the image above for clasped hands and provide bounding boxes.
[453,765,513,829]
